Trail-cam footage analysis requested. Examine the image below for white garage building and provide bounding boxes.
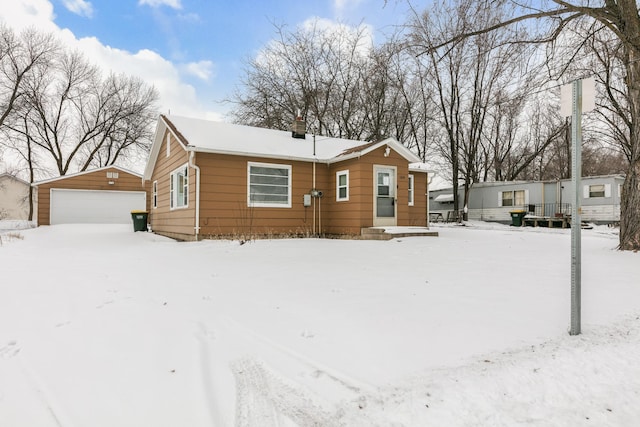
[34,166,148,226]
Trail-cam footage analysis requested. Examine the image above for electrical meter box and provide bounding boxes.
[303,194,312,207]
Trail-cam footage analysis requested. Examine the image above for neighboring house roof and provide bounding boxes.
[0,173,30,186]
[144,115,423,180]
[431,174,626,192]
[32,165,142,186]
[434,194,454,202]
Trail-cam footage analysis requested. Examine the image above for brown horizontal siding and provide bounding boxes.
[36,167,146,226]
[196,153,321,236]
[147,130,196,238]
[407,171,428,227]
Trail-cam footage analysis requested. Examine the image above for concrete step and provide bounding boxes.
[360,227,439,240]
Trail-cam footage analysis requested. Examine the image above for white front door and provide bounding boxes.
[373,166,397,226]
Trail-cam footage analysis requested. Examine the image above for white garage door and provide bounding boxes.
[50,189,147,224]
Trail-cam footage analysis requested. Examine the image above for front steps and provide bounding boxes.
[360,227,439,240]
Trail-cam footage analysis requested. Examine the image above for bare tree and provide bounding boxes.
[0,25,58,130]
[8,50,158,176]
[230,19,399,141]
[407,1,532,216]
[419,0,640,250]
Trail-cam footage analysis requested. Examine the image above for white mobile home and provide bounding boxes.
[430,174,624,225]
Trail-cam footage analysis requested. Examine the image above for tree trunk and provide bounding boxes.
[618,0,640,250]
[619,53,640,250]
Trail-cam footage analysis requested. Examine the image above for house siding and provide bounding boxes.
[195,152,325,238]
[408,171,428,226]
[0,175,30,220]
[148,142,429,240]
[36,167,147,226]
[148,130,196,238]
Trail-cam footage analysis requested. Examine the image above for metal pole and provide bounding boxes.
[570,80,582,336]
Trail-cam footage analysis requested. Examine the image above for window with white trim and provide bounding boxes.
[106,171,119,179]
[247,162,291,207]
[170,165,188,209]
[584,184,611,198]
[152,180,158,208]
[499,190,528,207]
[408,174,414,206]
[336,170,349,201]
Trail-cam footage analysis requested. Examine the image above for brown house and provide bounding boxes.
[143,115,430,241]
[34,166,148,225]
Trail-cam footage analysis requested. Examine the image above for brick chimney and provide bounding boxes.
[291,115,306,139]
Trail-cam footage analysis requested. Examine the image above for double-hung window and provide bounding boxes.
[170,164,188,209]
[248,162,291,207]
[499,189,527,207]
[336,170,349,201]
[408,174,414,206]
[501,191,514,207]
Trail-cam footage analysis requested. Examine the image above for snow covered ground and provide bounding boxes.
[0,221,638,426]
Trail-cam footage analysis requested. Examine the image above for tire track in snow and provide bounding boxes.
[195,322,232,427]
[220,315,376,396]
[0,340,74,427]
[216,316,379,426]
[231,357,339,427]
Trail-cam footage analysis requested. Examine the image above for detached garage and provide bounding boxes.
[34,166,149,226]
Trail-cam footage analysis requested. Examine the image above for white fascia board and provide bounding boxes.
[143,117,166,180]
[187,145,322,163]
[409,164,431,174]
[143,115,191,180]
[327,138,421,164]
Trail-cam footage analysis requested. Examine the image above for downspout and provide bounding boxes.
[427,172,436,227]
[313,133,317,236]
[189,150,201,240]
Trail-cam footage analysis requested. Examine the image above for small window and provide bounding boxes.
[248,162,291,208]
[501,191,514,207]
[106,171,119,179]
[170,165,188,209]
[589,184,605,198]
[500,189,528,207]
[408,174,414,206]
[336,170,349,201]
[152,180,158,208]
[166,133,171,157]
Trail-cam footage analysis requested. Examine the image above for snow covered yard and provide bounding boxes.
[0,222,638,426]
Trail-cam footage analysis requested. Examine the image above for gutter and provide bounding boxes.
[188,151,201,239]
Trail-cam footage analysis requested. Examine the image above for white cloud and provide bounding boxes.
[138,0,182,9]
[180,60,214,82]
[0,0,58,32]
[333,0,364,16]
[0,0,220,122]
[62,0,93,18]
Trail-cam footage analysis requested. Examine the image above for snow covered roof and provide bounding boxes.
[0,173,29,186]
[144,115,421,180]
[434,194,454,202]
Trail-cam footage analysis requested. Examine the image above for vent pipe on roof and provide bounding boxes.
[291,115,306,139]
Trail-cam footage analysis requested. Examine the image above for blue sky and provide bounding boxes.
[2,0,415,119]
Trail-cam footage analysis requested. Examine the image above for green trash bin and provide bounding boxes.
[510,210,526,227]
[131,210,148,232]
